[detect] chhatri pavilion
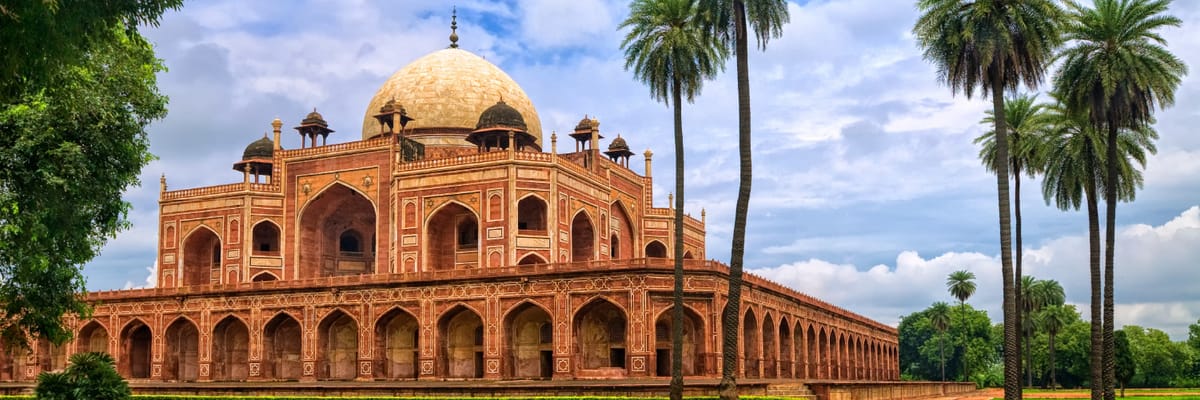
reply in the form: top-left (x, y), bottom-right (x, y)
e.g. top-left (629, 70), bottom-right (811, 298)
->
top-left (0, 21), bottom-right (898, 385)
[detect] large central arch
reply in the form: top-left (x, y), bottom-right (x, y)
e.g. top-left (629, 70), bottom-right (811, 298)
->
top-left (503, 302), bottom-right (553, 378)
top-left (298, 183), bottom-right (377, 278)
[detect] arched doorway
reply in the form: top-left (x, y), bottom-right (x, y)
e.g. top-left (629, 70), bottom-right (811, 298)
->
top-left (653, 306), bottom-right (705, 377)
top-left (817, 327), bottom-right (829, 379)
top-left (426, 203), bottom-right (479, 270)
top-left (318, 310), bottom-right (358, 380)
top-left (504, 302), bottom-right (553, 378)
top-left (645, 241), bottom-right (667, 258)
top-left (120, 320), bottom-right (152, 379)
top-left (374, 308), bottom-right (419, 380)
top-left (181, 227), bottom-right (220, 286)
top-left (779, 317), bottom-right (793, 378)
top-left (570, 211), bottom-right (594, 261)
top-left (438, 305), bottom-right (484, 378)
top-left (212, 316), bottom-right (249, 381)
top-left (575, 299), bottom-right (626, 370)
top-left (742, 309), bottom-right (760, 378)
top-left (298, 183), bottom-right (376, 278)
top-left (78, 321), bottom-right (109, 354)
top-left (164, 318), bottom-right (199, 381)
top-left (763, 313), bottom-right (777, 378)
top-left (263, 313), bottom-right (302, 380)
top-left (37, 339), bottom-right (67, 373)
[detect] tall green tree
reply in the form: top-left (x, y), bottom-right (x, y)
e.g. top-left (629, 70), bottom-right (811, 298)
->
top-left (1037, 304), bottom-right (1078, 390)
top-left (1022, 277), bottom-right (1065, 386)
top-left (698, 1), bottom-right (788, 398)
top-left (947, 269), bottom-right (977, 380)
top-left (913, 2), bottom-right (1064, 399)
top-left (1040, 99), bottom-right (1157, 399)
top-left (620, 0), bottom-right (727, 398)
top-left (977, 94), bottom-right (1052, 378)
top-left (1054, 1), bottom-right (1186, 398)
top-left (0, 0), bottom-right (179, 350)
top-left (930, 302), bottom-right (953, 381)
top-left (1113, 330), bottom-right (1134, 397)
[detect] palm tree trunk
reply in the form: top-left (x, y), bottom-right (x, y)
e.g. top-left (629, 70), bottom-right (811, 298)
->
top-left (1085, 141), bottom-right (1103, 400)
top-left (940, 332), bottom-right (946, 382)
top-left (990, 73), bottom-right (1019, 400)
top-left (718, 3), bottom-right (751, 400)
top-left (960, 301), bottom-right (968, 381)
top-left (1103, 121), bottom-right (1117, 400)
top-left (1049, 332), bottom-right (1057, 390)
top-left (1015, 163), bottom-right (1026, 388)
top-left (670, 78), bottom-right (686, 400)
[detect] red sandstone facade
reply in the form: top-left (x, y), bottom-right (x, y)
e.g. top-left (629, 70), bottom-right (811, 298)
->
top-left (0, 45), bottom-right (898, 384)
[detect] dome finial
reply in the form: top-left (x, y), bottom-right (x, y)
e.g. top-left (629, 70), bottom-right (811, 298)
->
top-left (449, 6), bottom-right (459, 49)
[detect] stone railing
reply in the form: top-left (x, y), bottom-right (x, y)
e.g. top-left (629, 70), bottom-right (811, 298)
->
top-left (277, 137), bottom-right (389, 159)
top-left (161, 183), bottom-right (279, 201)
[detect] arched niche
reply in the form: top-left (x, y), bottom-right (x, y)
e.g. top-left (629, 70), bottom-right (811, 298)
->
top-left (570, 211), bottom-right (594, 262)
top-left (212, 316), bottom-right (249, 381)
top-left (574, 299), bottom-right (626, 370)
top-left (181, 226), bottom-right (221, 286)
top-left (517, 195), bottom-right (548, 233)
top-left (37, 339), bottom-right (67, 373)
top-left (263, 313), bottom-right (302, 380)
top-left (298, 183), bottom-right (376, 278)
top-left (763, 313), bottom-right (777, 378)
top-left (645, 240), bottom-right (667, 258)
top-left (78, 321), bottom-right (109, 354)
top-left (779, 318), bottom-right (793, 378)
top-left (742, 309), bottom-right (760, 378)
top-left (610, 202), bottom-right (635, 259)
top-left (318, 310), bottom-right (359, 380)
top-left (374, 308), bottom-right (419, 380)
top-left (164, 317), bottom-right (200, 381)
top-left (426, 202), bottom-right (479, 271)
top-left (503, 302), bottom-right (553, 378)
top-left (251, 220), bottom-right (281, 256)
top-left (119, 319), bottom-right (152, 379)
top-left (437, 305), bottom-right (484, 378)
top-left (653, 306), bottom-right (705, 377)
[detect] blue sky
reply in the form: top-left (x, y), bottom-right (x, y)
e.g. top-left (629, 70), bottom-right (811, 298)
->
top-left (84, 0), bottom-right (1200, 340)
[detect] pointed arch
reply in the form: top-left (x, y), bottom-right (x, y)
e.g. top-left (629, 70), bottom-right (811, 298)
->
top-left (652, 305), bottom-right (706, 377)
top-left (298, 182), bottom-right (378, 278)
top-left (318, 309), bottom-right (359, 380)
top-left (374, 307), bottom-right (420, 379)
top-left (263, 312), bottom-right (303, 380)
top-left (437, 304), bottom-right (484, 378)
top-left (609, 200), bottom-right (635, 259)
top-left (251, 219), bottom-right (281, 256)
top-left (574, 298), bottom-right (627, 370)
top-left (181, 225), bottom-right (221, 286)
top-left (741, 308), bottom-right (760, 378)
top-left (779, 316), bottom-right (793, 378)
top-left (762, 312), bottom-right (777, 378)
top-left (645, 240), bottom-right (667, 258)
top-left (502, 301), bottom-right (554, 378)
top-left (78, 320), bottom-right (109, 354)
top-left (212, 315), bottom-right (250, 381)
top-left (251, 271), bottom-right (279, 282)
top-left (119, 318), bottom-right (152, 379)
top-left (570, 210), bottom-right (595, 262)
top-left (517, 253), bottom-right (547, 265)
top-left (817, 326), bottom-right (829, 379)
top-left (517, 194), bottom-right (548, 233)
top-left (163, 316), bottom-right (200, 381)
top-left (426, 201), bottom-right (480, 271)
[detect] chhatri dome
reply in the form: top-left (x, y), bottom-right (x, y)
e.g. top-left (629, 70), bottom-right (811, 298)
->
top-left (360, 24), bottom-right (542, 146)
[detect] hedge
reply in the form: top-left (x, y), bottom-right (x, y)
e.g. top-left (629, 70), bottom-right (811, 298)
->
top-left (0, 396), bottom-right (803, 400)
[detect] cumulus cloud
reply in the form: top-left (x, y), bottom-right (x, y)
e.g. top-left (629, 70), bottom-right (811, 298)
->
top-left (122, 263), bottom-right (158, 290)
top-left (753, 206), bottom-right (1200, 340)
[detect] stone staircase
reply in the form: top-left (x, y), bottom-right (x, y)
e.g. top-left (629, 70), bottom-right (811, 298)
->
top-left (766, 382), bottom-right (818, 399)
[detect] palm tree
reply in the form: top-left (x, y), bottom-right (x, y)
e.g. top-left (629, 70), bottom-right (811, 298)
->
top-left (929, 302), bottom-right (952, 382)
top-left (913, 2), bottom-right (1064, 399)
top-left (1039, 99), bottom-right (1157, 400)
top-left (698, 1), bottom-right (788, 399)
top-left (1054, 2), bottom-right (1186, 398)
top-left (1037, 304), bottom-right (1076, 390)
top-left (946, 269), bottom-right (976, 381)
top-left (977, 93), bottom-right (1052, 386)
top-left (1021, 277), bottom-right (1065, 386)
top-left (620, 1), bottom-right (727, 398)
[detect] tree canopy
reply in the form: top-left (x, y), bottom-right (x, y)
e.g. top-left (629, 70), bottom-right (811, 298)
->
top-left (0, 0), bottom-right (180, 349)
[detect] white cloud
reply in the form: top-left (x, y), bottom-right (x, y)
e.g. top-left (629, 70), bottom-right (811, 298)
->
top-left (122, 263), bottom-right (158, 290)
